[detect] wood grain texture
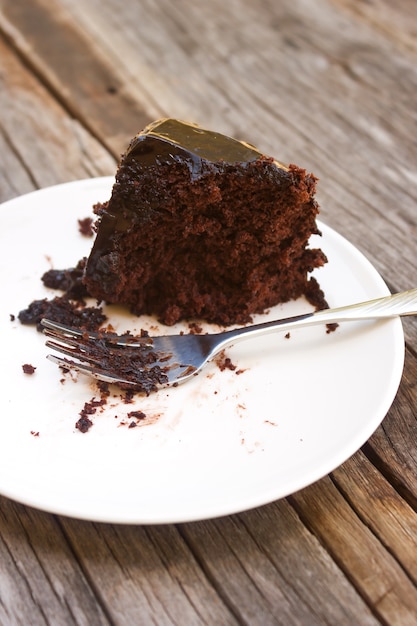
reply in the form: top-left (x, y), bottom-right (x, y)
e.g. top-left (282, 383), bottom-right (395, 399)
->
top-left (330, 0), bottom-right (417, 52)
top-left (0, 498), bottom-right (109, 626)
top-left (59, 520), bottom-right (238, 626)
top-left (290, 473), bottom-right (417, 625)
top-left (365, 347), bottom-right (417, 510)
top-left (0, 36), bottom-right (115, 203)
top-left (1, 0), bottom-right (417, 624)
top-left (0, 0), bottom-right (151, 156)
top-left (181, 503), bottom-right (380, 625)
top-left (332, 451), bottom-right (417, 585)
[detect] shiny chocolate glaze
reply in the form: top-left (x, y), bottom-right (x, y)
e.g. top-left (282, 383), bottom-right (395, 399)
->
top-left (125, 118), bottom-right (287, 179)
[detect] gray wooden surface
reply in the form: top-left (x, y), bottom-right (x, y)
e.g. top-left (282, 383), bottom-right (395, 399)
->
top-left (1, 0), bottom-right (417, 624)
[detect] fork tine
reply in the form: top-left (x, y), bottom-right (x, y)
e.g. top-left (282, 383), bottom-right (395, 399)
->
top-left (46, 353), bottom-right (134, 386)
top-left (41, 318), bottom-right (96, 340)
top-left (45, 338), bottom-right (104, 367)
top-left (43, 320), bottom-right (173, 393)
top-left (41, 318), bottom-right (153, 348)
top-left (47, 348), bottom-right (171, 392)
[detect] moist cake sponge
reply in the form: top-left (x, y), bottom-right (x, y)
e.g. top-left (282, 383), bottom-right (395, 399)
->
top-left (84, 119), bottom-right (327, 325)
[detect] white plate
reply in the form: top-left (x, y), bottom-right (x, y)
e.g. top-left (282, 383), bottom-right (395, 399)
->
top-left (0, 178), bottom-right (404, 524)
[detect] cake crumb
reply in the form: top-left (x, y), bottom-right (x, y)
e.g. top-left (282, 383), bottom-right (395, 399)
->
top-left (78, 217), bottom-right (94, 237)
top-left (215, 351), bottom-right (237, 372)
top-left (76, 415), bottom-right (93, 433)
top-left (326, 323), bottom-right (338, 334)
top-left (188, 322), bottom-right (203, 334)
top-left (18, 295), bottom-right (106, 332)
top-left (22, 363), bottom-right (36, 375)
top-left (76, 384), bottom-right (110, 433)
top-left (127, 410), bottom-right (147, 421)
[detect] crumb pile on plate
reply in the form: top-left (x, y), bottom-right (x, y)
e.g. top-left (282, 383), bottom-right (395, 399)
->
top-left (18, 258), bottom-right (106, 332)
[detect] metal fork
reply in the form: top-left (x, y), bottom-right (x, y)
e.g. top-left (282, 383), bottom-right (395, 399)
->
top-left (41, 288), bottom-right (417, 392)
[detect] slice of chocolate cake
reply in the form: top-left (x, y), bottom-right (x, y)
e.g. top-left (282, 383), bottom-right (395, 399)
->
top-left (84, 119), bottom-right (327, 325)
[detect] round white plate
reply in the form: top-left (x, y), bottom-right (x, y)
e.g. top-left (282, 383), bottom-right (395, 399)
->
top-left (0, 178), bottom-right (404, 524)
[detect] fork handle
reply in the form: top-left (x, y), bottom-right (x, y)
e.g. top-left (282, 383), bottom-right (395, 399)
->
top-left (220, 288), bottom-right (417, 346)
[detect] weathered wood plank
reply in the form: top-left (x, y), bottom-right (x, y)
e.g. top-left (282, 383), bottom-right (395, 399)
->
top-left (290, 467), bottom-right (417, 625)
top-left (331, 0), bottom-right (417, 52)
top-left (0, 0), bottom-right (151, 157)
top-left (332, 450), bottom-right (417, 585)
top-left (0, 498), bottom-right (109, 626)
top-left (0, 128), bottom-right (35, 202)
top-left (364, 347), bottom-right (417, 510)
top-left (0, 37), bottom-right (116, 203)
top-left (59, 503), bottom-right (384, 626)
top-left (59, 519), bottom-right (238, 626)
top-left (181, 501), bottom-right (380, 625)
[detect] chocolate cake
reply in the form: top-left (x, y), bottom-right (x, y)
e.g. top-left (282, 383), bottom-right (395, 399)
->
top-left (84, 119), bottom-right (327, 325)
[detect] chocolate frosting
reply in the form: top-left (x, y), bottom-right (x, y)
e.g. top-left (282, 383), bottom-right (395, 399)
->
top-left (125, 118), bottom-right (287, 179)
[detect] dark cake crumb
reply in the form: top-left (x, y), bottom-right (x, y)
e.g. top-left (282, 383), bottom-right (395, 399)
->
top-left (123, 389), bottom-right (136, 404)
top-left (215, 351), bottom-right (237, 372)
top-left (22, 363), bottom-right (36, 375)
top-left (41, 258), bottom-right (89, 301)
top-left (127, 410), bottom-right (147, 420)
top-left (19, 255), bottom-right (106, 334)
top-left (18, 296), bottom-right (106, 332)
top-left (188, 322), bottom-right (203, 334)
top-left (10, 313), bottom-right (15, 321)
top-left (75, 382), bottom-right (111, 433)
top-left (78, 217), bottom-right (94, 237)
top-left (304, 276), bottom-right (338, 332)
top-left (76, 392), bottom-right (109, 433)
top-left (223, 357), bottom-right (237, 371)
top-left (97, 380), bottom-right (111, 397)
top-left (76, 414), bottom-right (93, 433)
top-left (126, 410), bottom-right (148, 429)
top-left (326, 323), bottom-right (338, 334)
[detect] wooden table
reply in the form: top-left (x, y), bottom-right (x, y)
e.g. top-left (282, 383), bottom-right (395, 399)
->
top-left (1, 1), bottom-right (417, 623)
